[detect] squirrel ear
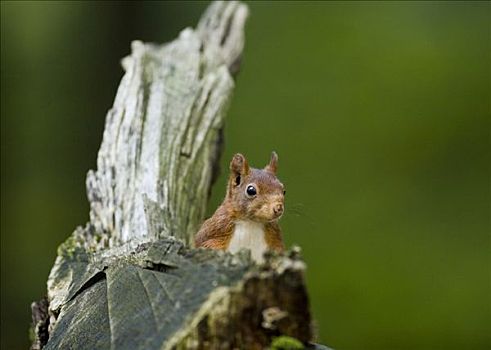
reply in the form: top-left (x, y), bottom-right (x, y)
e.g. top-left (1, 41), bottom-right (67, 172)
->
top-left (230, 153), bottom-right (250, 177)
top-left (264, 151), bottom-right (278, 174)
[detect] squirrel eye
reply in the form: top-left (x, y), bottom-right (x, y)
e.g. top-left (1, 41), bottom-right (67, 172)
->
top-left (246, 185), bottom-right (257, 197)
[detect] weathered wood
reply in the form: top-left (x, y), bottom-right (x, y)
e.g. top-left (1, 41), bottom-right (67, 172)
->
top-left (32, 2), bottom-right (325, 349)
top-left (41, 237), bottom-right (313, 350)
top-left (86, 0), bottom-right (248, 246)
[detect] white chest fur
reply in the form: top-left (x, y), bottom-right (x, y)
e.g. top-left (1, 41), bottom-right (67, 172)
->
top-left (227, 220), bottom-right (268, 263)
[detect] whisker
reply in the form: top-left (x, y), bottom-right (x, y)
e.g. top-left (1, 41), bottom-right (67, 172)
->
top-left (284, 202), bottom-right (318, 229)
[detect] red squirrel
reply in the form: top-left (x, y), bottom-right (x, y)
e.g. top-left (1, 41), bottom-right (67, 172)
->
top-left (194, 152), bottom-right (285, 262)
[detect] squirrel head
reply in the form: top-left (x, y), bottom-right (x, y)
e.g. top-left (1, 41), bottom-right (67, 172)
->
top-left (226, 152), bottom-right (285, 223)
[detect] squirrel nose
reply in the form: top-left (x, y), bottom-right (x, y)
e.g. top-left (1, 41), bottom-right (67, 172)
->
top-left (273, 203), bottom-right (284, 216)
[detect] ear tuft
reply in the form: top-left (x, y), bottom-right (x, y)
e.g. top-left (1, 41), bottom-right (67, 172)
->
top-left (230, 153), bottom-right (250, 176)
top-left (264, 151), bottom-right (279, 174)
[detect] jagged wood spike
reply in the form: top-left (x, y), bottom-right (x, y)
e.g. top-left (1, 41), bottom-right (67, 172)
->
top-left (86, 0), bottom-right (248, 246)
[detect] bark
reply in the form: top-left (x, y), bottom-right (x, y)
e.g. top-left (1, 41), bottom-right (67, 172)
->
top-left (31, 2), bottom-right (325, 349)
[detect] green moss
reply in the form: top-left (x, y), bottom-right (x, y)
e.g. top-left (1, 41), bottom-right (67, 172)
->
top-left (56, 226), bottom-right (108, 257)
top-left (270, 336), bottom-right (305, 350)
top-left (28, 325), bottom-right (35, 343)
top-left (57, 235), bottom-right (82, 257)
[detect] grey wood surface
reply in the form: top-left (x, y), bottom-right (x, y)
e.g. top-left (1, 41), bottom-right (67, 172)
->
top-left (86, 1), bottom-right (248, 246)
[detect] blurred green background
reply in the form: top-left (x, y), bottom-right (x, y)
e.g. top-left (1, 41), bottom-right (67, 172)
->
top-left (1, 1), bottom-right (489, 349)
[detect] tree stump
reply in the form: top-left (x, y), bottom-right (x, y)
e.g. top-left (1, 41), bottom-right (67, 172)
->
top-left (31, 2), bottom-right (323, 349)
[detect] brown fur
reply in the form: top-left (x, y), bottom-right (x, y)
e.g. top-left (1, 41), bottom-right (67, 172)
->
top-left (194, 152), bottom-right (285, 253)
